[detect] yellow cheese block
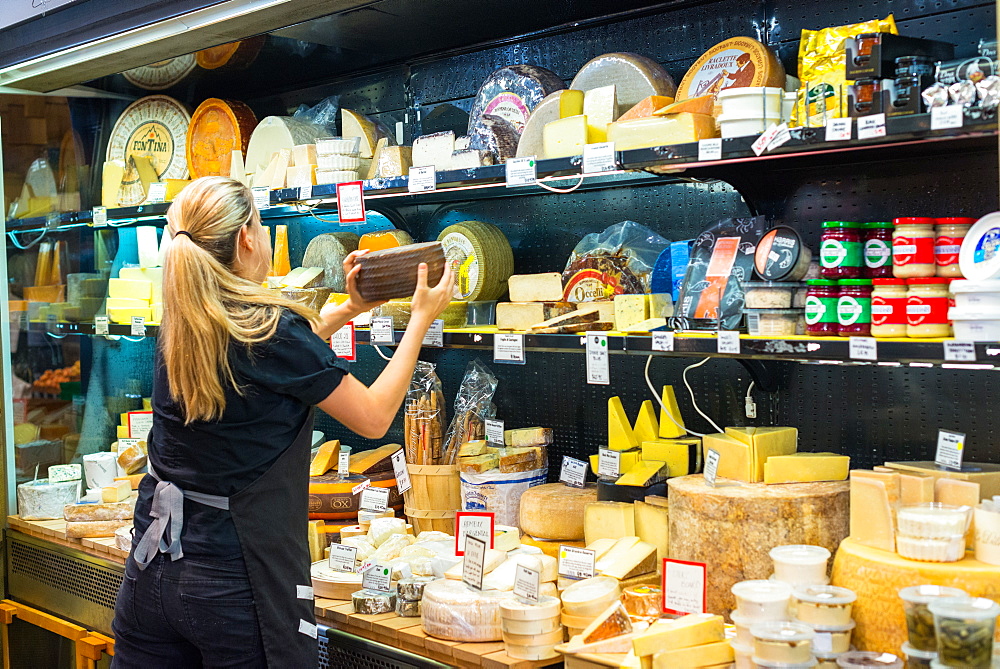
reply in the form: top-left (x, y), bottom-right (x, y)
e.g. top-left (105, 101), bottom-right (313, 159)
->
top-left (582, 84), bottom-right (619, 143)
top-left (653, 95), bottom-right (716, 117)
top-left (108, 307), bottom-right (152, 324)
top-left (632, 400), bottom-right (659, 445)
top-left (850, 474), bottom-right (895, 552)
top-left (287, 165), bottom-right (316, 188)
top-left (658, 386), bottom-right (686, 439)
top-left (584, 502), bottom-right (636, 545)
top-left (132, 155), bottom-right (159, 201)
top-left (702, 433), bottom-right (752, 481)
top-left (117, 425), bottom-right (129, 439)
top-left (620, 95), bottom-right (676, 122)
top-left (273, 225), bottom-right (291, 277)
top-left (641, 439), bottom-right (701, 478)
top-left (102, 160), bottom-right (126, 207)
top-left (558, 89), bottom-right (585, 118)
top-left (108, 278), bottom-right (152, 301)
top-left (614, 293), bottom-right (649, 331)
top-left (543, 115), bottom-right (588, 159)
top-left (633, 499), bottom-right (669, 570)
top-left (292, 144), bottom-right (317, 168)
top-left (764, 453), bottom-right (850, 484)
top-left (106, 298), bottom-right (149, 310)
top-left (119, 267), bottom-right (163, 301)
top-left (102, 480), bottom-right (132, 503)
top-left (899, 472), bottom-right (935, 505)
top-left (725, 427), bottom-right (798, 482)
top-left (883, 461), bottom-right (1000, 499)
top-left (310, 440), bottom-right (340, 477)
top-left (606, 113), bottom-right (718, 151)
top-left (609, 396), bottom-right (639, 451)
top-left (632, 613), bottom-right (725, 657)
top-left (163, 179), bottom-right (190, 201)
top-left (151, 303), bottom-right (163, 324)
top-left (616, 460), bottom-right (666, 487)
top-left (651, 640), bottom-right (733, 668)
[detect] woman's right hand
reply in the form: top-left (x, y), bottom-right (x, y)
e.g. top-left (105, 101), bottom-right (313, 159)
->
top-left (409, 262), bottom-right (455, 328)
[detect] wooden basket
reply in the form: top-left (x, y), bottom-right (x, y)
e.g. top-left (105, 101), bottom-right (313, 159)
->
top-left (403, 463), bottom-right (461, 510)
top-left (404, 507), bottom-right (456, 535)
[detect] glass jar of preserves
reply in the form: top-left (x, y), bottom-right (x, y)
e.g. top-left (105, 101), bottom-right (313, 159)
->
top-left (864, 221), bottom-right (894, 279)
top-left (820, 222), bottom-right (863, 279)
top-left (837, 279), bottom-right (873, 336)
top-left (805, 280), bottom-right (839, 336)
top-left (871, 278), bottom-right (908, 337)
top-left (935, 217), bottom-right (976, 278)
top-left (893, 217), bottom-right (937, 278)
top-left (906, 278), bottom-right (953, 338)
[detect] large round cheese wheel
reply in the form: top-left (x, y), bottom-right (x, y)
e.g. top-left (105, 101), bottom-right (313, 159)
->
top-left (244, 116), bottom-right (327, 177)
top-left (467, 65), bottom-right (565, 149)
top-left (122, 55), bottom-right (196, 90)
top-left (675, 37), bottom-right (785, 101)
top-left (421, 578), bottom-right (516, 642)
top-left (570, 53), bottom-right (677, 112)
top-left (301, 232), bottom-right (361, 293)
top-left (438, 221), bottom-right (513, 301)
top-left (520, 534), bottom-right (586, 558)
top-left (308, 471), bottom-right (402, 520)
top-left (519, 483), bottom-right (597, 540)
top-left (310, 560), bottom-right (364, 600)
top-left (832, 538), bottom-right (1000, 654)
top-left (359, 229), bottom-right (414, 252)
top-left (106, 95), bottom-right (191, 206)
top-left (195, 36), bottom-right (265, 70)
top-left (668, 475), bottom-right (849, 618)
top-left (186, 98), bottom-right (258, 179)
top-left (515, 91), bottom-right (563, 159)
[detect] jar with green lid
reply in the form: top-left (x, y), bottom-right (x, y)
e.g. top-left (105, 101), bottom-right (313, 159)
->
top-left (820, 222), bottom-right (864, 279)
top-left (837, 279), bottom-right (873, 336)
top-left (864, 221), bottom-right (894, 279)
top-left (805, 280), bottom-right (839, 336)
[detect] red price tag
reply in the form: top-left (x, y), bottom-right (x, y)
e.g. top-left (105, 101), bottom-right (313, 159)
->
top-left (662, 558), bottom-right (707, 615)
top-left (455, 512), bottom-right (494, 556)
top-left (336, 181), bottom-right (366, 223)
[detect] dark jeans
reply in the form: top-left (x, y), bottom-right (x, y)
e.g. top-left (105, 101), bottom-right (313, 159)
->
top-left (111, 551), bottom-right (266, 669)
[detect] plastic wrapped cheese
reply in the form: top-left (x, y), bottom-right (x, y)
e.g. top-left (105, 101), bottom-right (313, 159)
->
top-left (117, 440), bottom-right (147, 474)
top-left (341, 536), bottom-right (376, 561)
top-left (17, 479), bottom-right (80, 520)
top-left (421, 578), bottom-right (516, 642)
top-left (373, 532), bottom-right (412, 561)
top-left (368, 516), bottom-right (407, 547)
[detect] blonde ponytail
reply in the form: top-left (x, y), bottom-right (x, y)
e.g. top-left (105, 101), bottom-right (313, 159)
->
top-left (161, 176), bottom-right (315, 423)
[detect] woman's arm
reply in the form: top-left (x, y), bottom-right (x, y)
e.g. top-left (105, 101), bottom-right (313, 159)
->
top-left (312, 250), bottom-right (386, 340)
top-left (317, 262), bottom-right (454, 439)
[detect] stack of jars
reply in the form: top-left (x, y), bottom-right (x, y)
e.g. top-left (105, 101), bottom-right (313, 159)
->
top-left (893, 217), bottom-right (976, 280)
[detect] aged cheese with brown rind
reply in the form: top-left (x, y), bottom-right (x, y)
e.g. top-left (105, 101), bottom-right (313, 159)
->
top-left (467, 64), bottom-right (565, 154)
top-left (519, 483), bottom-right (597, 540)
top-left (186, 98), bottom-right (258, 179)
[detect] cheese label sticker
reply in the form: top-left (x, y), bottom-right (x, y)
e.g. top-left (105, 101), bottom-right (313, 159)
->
top-left (560, 456), bottom-right (589, 488)
top-left (717, 330), bottom-right (740, 354)
top-left (462, 534), bottom-right (487, 591)
top-left (514, 564), bottom-right (541, 604)
top-left (422, 319), bottom-right (444, 347)
top-left (252, 187), bottom-right (270, 210)
top-left (352, 479), bottom-right (372, 496)
top-left (586, 333), bottom-right (610, 385)
top-left (328, 543), bottom-right (358, 573)
top-left (455, 512), bottom-right (494, 556)
top-left (936, 429), bottom-right (966, 470)
top-left (944, 340), bottom-right (977, 362)
top-left (131, 316), bottom-right (146, 337)
top-left (704, 449), bottom-right (721, 488)
top-left (558, 546), bottom-right (596, 579)
top-left (361, 562), bottom-right (392, 593)
top-left (698, 138), bottom-right (723, 161)
top-left (360, 486), bottom-right (389, 513)
top-left (652, 331), bottom-right (675, 352)
top-left (391, 449), bottom-right (412, 494)
top-left (336, 180), bottom-right (366, 223)
top-left (146, 182), bottom-right (167, 204)
top-left (370, 317), bottom-right (395, 344)
top-left (330, 322), bottom-right (356, 362)
top-left (485, 419), bottom-right (505, 445)
top-left (408, 165), bottom-right (436, 193)
top-left (494, 333), bottom-right (526, 364)
top-left (662, 558), bottom-right (707, 615)
top-left (128, 411), bottom-right (153, 442)
top-left (92, 207), bottom-right (108, 228)
top-left (857, 113), bottom-right (887, 140)
top-left (598, 448), bottom-right (621, 479)
top-left (505, 157), bottom-right (537, 187)
top-left (583, 142), bottom-right (617, 174)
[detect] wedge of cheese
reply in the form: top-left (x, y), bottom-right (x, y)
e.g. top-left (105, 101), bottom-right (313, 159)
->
top-left (585, 502), bottom-right (636, 545)
top-left (642, 439), bottom-right (701, 478)
top-left (654, 95), bottom-right (716, 117)
top-left (597, 537), bottom-right (656, 579)
top-left (764, 453), bottom-right (850, 484)
top-left (850, 473), bottom-right (895, 552)
top-left (632, 613), bottom-right (725, 657)
top-left (609, 396), bottom-right (639, 451)
top-left (619, 95), bottom-right (676, 122)
top-left (583, 84), bottom-right (619, 143)
top-left (632, 400), bottom-right (659, 445)
top-left (658, 386), bottom-right (686, 439)
top-left (508, 273), bottom-right (564, 303)
top-left (543, 115), bottom-right (588, 159)
top-left (607, 113), bottom-right (717, 151)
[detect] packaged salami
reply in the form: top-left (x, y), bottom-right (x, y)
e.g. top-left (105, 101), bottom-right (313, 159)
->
top-left (561, 221), bottom-right (669, 302)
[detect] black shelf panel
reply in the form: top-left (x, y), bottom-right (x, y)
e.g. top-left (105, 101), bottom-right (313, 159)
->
top-left (22, 321), bottom-right (159, 338)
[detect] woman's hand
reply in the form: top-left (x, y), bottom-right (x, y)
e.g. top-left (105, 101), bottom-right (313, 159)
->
top-left (341, 250), bottom-right (388, 316)
top-left (409, 262), bottom-right (455, 329)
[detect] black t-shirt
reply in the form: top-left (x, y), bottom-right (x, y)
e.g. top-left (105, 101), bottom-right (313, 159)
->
top-left (133, 311), bottom-right (348, 558)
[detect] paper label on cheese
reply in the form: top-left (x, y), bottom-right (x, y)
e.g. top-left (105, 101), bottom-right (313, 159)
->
top-left (455, 512), bottom-right (494, 556)
top-left (361, 562), bottom-right (392, 593)
top-left (484, 93), bottom-right (531, 131)
top-left (558, 545), bottom-right (596, 579)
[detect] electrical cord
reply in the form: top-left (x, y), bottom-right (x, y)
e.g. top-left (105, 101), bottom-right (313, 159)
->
top-left (536, 174), bottom-right (586, 194)
top-left (644, 355), bottom-right (725, 437)
top-left (372, 344), bottom-right (393, 361)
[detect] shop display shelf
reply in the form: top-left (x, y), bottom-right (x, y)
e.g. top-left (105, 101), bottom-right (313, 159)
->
top-left (21, 320), bottom-right (159, 338)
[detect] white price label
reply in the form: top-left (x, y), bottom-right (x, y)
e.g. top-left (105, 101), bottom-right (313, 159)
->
top-left (857, 113), bottom-right (887, 140)
top-left (494, 333), bottom-right (525, 364)
top-left (849, 336), bottom-right (878, 361)
top-left (370, 317), bottom-right (395, 344)
top-left (361, 562), bottom-right (392, 593)
top-left (662, 559), bottom-right (707, 615)
top-left (704, 449), bottom-right (721, 488)
top-left (944, 340), bottom-right (977, 362)
top-left (505, 156), bottom-right (538, 187)
top-left (118, 438), bottom-right (141, 452)
top-left (698, 138), bottom-right (723, 161)
top-left (338, 449), bottom-right (351, 477)
top-left (652, 331), bottom-right (675, 352)
top-left (330, 322), bottom-right (356, 362)
top-left (352, 479), bottom-right (372, 496)
top-left (146, 182), bottom-right (167, 204)
top-left (558, 546), bottom-right (596, 579)
top-left (94, 316), bottom-right (109, 335)
top-left (92, 206), bottom-right (107, 228)
top-left (131, 316), bottom-right (146, 337)
top-left (408, 166), bottom-right (436, 193)
top-left (767, 123), bottom-right (792, 151)
top-left (360, 486), bottom-right (389, 512)
top-left (252, 187), bottom-right (270, 210)
top-left (931, 105), bottom-right (964, 130)
top-left (514, 565), bottom-right (541, 604)
top-left (560, 456), bottom-right (588, 488)
top-left (298, 184), bottom-right (312, 201)
top-left (935, 429), bottom-right (966, 470)
top-left (336, 181), bottom-right (366, 223)
top-left (485, 419), bottom-right (505, 445)
top-left (128, 411), bottom-right (153, 441)
top-left (717, 330), bottom-right (740, 354)
top-left (825, 117), bottom-right (853, 142)
top-left (462, 535), bottom-right (487, 591)
top-left (751, 124), bottom-right (781, 156)
top-left (328, 543), bottom-right (358, 573)
top-left (582, 142), bottom-right (616, 174)
top-left (455, 512), bottom-right (494, 555)
top-left (598, 448), bottom-right (621, 479)
top-left (586, 333), bottom-right (610, 385)
top-left (391, 449), bottom-right (411, 495)
top-left (422, 319), bottom-right (444, 347)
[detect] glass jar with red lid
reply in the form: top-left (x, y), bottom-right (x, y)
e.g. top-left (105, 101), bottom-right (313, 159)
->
top-left (837, 279), bottom-right (873, 336)
top-left (892, 217), bottom-right (937, 278)
top-left (805, 280), bottom-right (840, 336)
top-left (864, 222), bottom-right (894, 279)
top-left (820, 222), bottom-right (864, 279)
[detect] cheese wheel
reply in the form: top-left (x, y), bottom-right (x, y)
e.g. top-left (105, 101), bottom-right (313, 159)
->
top-left (195, 36), bottom-right (265, 70)
top-left (668, 475), bottom-right (849, 618)
top-left (438, 221), bottom-right (513, 301)
top-left (561, 576), bottom-right (621, 617)
top-left (359, 229), bottom-right (414, 252)
top-left (505, 643), bottom-right (560, 661)
top-left (519, 483), bottom-right (597, 541)
top-left (503, 627), bottom-right (563, 646)
top-left (570, 53), bottom-right (677, 112)
top-left (502, 616), bottom-right (561, 635)
top-left (352, 588), bottom-right (395, 614)
top-left (515, 91), bottom-right (565, 159)
top-left (301, 232), bottom-right (361, 293)
top-left (499, 595), bottom-right (561, 621)
top-left (244, 116), bottom-right (326, 177)
top-left (421, 579), bottom-right (516, 642)
top-left (561, 610), bottom-right (595, 628)
top-left (310, 561), bottom-right (364, 600)
top-left (123, 56), bottom-right (196, 90)
top-left (622, 585), bottom-right (662, 617)
top-left (675, 37), bottom-right (785, 101)
top-left (468, 65), bottom-right (565, 152)
top-left (186, 98), bottom-right (258, 179)
top-left (307, 471), bottom-right (402, 520)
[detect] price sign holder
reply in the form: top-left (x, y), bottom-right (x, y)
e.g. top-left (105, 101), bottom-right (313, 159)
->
top-left (857, 113), bottom-right (887, 140)
top-left (514, 564), bottom-right (541, 604)
top-left (582, 142), bottom-right (617, 174)
top-left (95, 316), bottom-right (109, 335)
top-left (455, 512), bottom-right (494, 556)
top-left (336, 181), bottom-right (366, 223)
top-left (598, 448), bottom-right (620, 479)
top-left (338, 448), bottom-right (352, 478)
top-left (408, 166), bottom-right (437, 192)
top-left (698, 138), bottom-right (722, 161)
top-left (560, 456), bottom-right (588, 487)
top-left (422, 319), bottom-right (444, 347)
top-left (370, 317), bottom-right (395, 344)
top-left (717, 331), bottom-right (740, 354)
top-left (391, 449), bottom-right (412, 494)
top-left (662, 558), bottom-right (707, 615)
top-left (825, 117), bottom-right (853, 142)
top-left (92, 207), bottom-right (108, 228)
top-left (936, 429), bottom-right (966, 470)
top-left (944, 341), bottom-right (976, 362)
top-left (494, 333), bottom-right (526, 364)
top-left (849, 337), bottom-right (878, 361)
top-left (586, 333), bottom-right (610, 385)
top-left (505, 157), bottom-right (538, 187)
top-left (328, 543), bottom-right (358, 573)
top-left (360, 486), bottom-right (390, 512)
top-left (362, 562), bottom-right (393, 593)
top-left (146, 182), bottom-right (167, 203)
top-left (252, 187), bottom-right (270, 210)
top-left (652, 331), bottom-right (675, 352)
top-left (558, 546), bottom-right (596, 580)
top-left (485, 419), bottom-right (505, 446)
top-left (330, 322), bottom-right (356, 361)
top-left (298, 184), bottom-right (312, 201)
top-left (931, 105), bottom-right (964, 130)
top-left (462, 535), bottom-right (487, 591)
top-left (704, 449), bottom-right (721, 488)
top-left (131, 316), bottom-right (146, 337)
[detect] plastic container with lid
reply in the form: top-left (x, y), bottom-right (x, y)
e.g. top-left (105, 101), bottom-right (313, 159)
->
top-left (929, 597), bottom-right (1000, 668)
top-left (936, 217), bottom-right (977, 278)
top-left (896, 535), bottom-right (967, 563)
top-left (865, 222), bottom-right (896, 278)
top-left (751, 621), bottom-right (815, 664)
top-left (837, 651), bottom-right (903, 668)
top-left (718, 86), bottom-right (784, 116)
top-left (959, 213), bottom-right (1000, 282)
top-left (744, 282), bottom-right (802, 308)
top-left (900, 586), bottom-right (970, 653)
top-left (731, 610), bottom-right (757, 647)
top-left (893, 218), bottom-right (938, 279)
top-left (906, 278), bottom-right (953, 338)
top-left (837, 279), bottom-right (873, 336)
top-left (871, 278), bottom-right (909, 337)
top-left (756, 227), bottom-right (813, 282)
top-left (810, 621), bottom-right (856, 655)
top-left (901, 642), bottom-right (937, 669)
top-left (794, 585), bottom-right (856, 627)
top-left (733, 641), bottom-right (755, 669)
top-left (770, 545), bottom-right (831, 587)
top-left (948, 306), bottom-right (1000, 341)
top-left (816, 654), bottom-right (843, 669)
top-left (733, 580), bottom-right (793, 620)
top-left (746, 308), bottom-right (803, 336)
top-left (897, 504), bottom-right (973, 539)
top-left (821, 222), bottom-right (864, 279)
top-left (718, 111), bottom-right (783, 138)
top-left (806, 280), bottom-right (840, 336)
top-left (950, 280), bottom-right (1000, 310)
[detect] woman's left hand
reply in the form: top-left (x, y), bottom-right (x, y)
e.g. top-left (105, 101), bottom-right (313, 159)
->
top-left (339, 250), bottom-right (387, 316)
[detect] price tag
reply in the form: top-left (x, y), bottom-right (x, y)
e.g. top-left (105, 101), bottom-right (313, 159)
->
top-left (944, 340), bottom-right (977, 362)
top-left (825, 117), bottom-right (853, 142)
top-left (328, 543), bottom-right (358, 573)
top-left (462, 535), bottom-right (487, 591)
top-left (935, 429), bottom-right (966, 470)
top-left (146, 182), bottom-right (167, 204)
top-left (391, 449), bottom-right (411, 494)
top-left (583, 142), bottom-right (617, 174)
top-left (455, 512), bottom-right (494, 556)
top-left (560, 456), bottom-right (588, 488)
top-left (857, 113), bottom-right (887, 140)
top-left (586, 333), bottom-right (610, 385)
top-left (704, 449), bottom-right (721, 488)
top-left (336, 181), bottom-right (366, 223)
top-left (514, 564), bottom-right (540, 604)
top-left (361, 562), bottom-right (392, 593)
top-left (485, 419), bottom-right (505, 446)
top-left (118, 438), bottom-right (141, 454)
top-left (131, 316), bottom-right (146, 337)
top-left (505, 157), bottom-right (537, 187)
top-left (360, 486), bottom-right (389, 512)
top-left (652, 331), bottom-right (675, 352)
top-left (558, 545), bottom-right (596, 579)
top-left (408, 166), bottom-right (436, 193)
top-left (717, 331), bottom-right (740, 354)
top-left (92, 207), bottom-right (107, 228)
top-left (330, 322), bottom-right (356, 362)
top-left (94, 316), bottom-right (109, 335)
top-left (370, 317), bottom-right (394, 344)
top-left (751, 124), bottom-right (781, 156)
top-left (358, 558), bottom-right (374, 575)
top-left (598, 448), bottom-right (620, 479)
top-left (931, 105), bottom-right (964, 130)
top-left (662, 559), bottom-right (707, 615)
top-left (698, 138), bottom-right (723, 161)
top-left (352, 479), bottom-right (372, 496)
top-left (494, 333), bottom-right (526, 364)
top-left (252, 187), bottom-right (270, 210)
top-left (298, 184), bottom-right (312, 201)
top-left (422, 319), bottom-right (444, 347)
top-left (849, 336), bottom-right (878, 361)
top-left (338, 449), bottom-right (351, 477)
top-left (128, 411), bottom-right (153, 441)
top-left (767, 123), bottom-right (792, 151)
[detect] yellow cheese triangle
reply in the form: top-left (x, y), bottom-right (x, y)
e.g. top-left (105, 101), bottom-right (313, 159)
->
top-left (608, 396), bottom-right (639, 451)
top-left (559, 90), bottom-right (585, 118)
top-left (633, 400), bottom-right (659, 444)
top-left (658, 386), bottom-right (686, 439)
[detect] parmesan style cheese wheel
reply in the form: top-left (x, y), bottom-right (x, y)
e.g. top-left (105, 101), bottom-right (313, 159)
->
top-left (308, 471), bottom-right (402, 520)
top-left (468, 65), bottom-right (565, 152)
top-left (519, 483), bottom-right (597, 541)
top-left (668, 475), bottom-right (849, 618)
top-left (421, 578), bottom-right (516, 642)
top-left (123, 55), bottom-right (196, 90)
top-left (186, 98), bottom-right (258, 179)
top-left (438, 221), bottom-right (513, 301)
top-left (561, 576), bottom-right (621, 617)
top-left (515, 90), bottom-right (571, 159)
top-left (499, 595), bottom-right (561, 621)
top-left (244, 116), bottom-right (326, 178)
top-left (570, 53), bottom-right (677, 112)
top-left (675, 37), bottom-right (785, 101)
top-left (301, 232), bottom-right (361, 293)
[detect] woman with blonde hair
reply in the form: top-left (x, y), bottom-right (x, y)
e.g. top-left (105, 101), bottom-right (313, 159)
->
top-left (111, 176), bottom-right (454, 668)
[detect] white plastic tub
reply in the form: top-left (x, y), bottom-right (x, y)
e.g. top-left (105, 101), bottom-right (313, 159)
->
top-left (718, 86), bottom-right (784, 117)
top-left (948, 306), bottom-right (1000, 341)
top-left (950, 280), bottom-right (1000, 309)
top-left (719, 112), bottom-right (783, 138)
